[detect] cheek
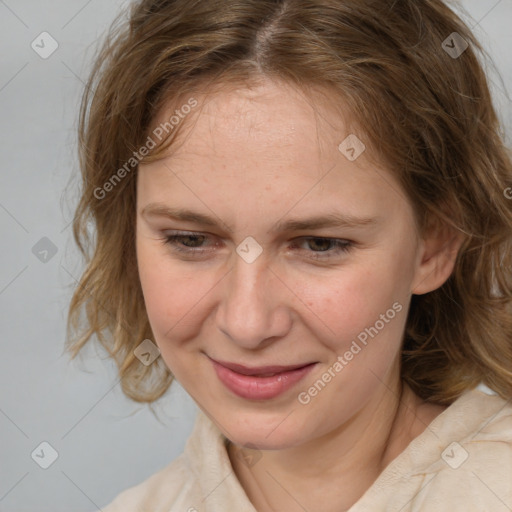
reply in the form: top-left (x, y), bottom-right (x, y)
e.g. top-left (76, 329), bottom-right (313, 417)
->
top-left (297, 263), bottom-right (405, 351)
top-left (136, 241), bottom-right (222, 353)
top-left (293, 265), bottom-right (409, 415)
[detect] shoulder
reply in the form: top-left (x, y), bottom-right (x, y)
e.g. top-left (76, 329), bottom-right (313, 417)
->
top-left (100, 410), bottom-right (213, 512)
top-left (100, 409), bottom-right (255, 512)
top-left (354, 388), bottom-right (512, 512)
top-left (433, 387), bottom-right (512, 467)
top-left (411, 388), bottom-right (512, 511)
top-left (101, 452), bottom-right (197, 512)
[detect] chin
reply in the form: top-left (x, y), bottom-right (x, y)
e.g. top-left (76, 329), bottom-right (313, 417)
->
top-left (207, 403), bottom-right (312, 450)
top-left (227, 427), bottom-right (303, 451)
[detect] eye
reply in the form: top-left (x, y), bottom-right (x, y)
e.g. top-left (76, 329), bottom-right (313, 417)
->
top-left (291, 237), bottom-right (354, 260)
top-left (160, 232), bottom-right (354, 260)
top-left (160, 232), bottom-right (213, 254)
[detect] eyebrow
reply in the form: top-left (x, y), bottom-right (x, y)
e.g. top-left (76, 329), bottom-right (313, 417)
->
top-left (140, 203), bottom-right (379, 234)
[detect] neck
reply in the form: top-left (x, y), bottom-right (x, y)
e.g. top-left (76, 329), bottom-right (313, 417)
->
top-left (228, 380), bottom-right (445, 512)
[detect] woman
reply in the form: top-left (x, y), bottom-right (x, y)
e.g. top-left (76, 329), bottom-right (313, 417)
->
top-left (67, 0), bottom-right (512, 510)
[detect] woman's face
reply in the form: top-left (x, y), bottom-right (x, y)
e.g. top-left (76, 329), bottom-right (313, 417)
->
top-left (136, 78), bottom-right (429, 449)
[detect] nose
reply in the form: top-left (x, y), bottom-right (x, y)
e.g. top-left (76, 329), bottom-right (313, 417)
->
top-left (215, 251), bottom-right (292, 350)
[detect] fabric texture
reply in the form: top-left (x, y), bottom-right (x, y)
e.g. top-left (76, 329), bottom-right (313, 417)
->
top-left (101, 387), bottom-right (512, 511)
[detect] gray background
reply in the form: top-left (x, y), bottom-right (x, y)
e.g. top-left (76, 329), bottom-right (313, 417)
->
top-left (0, 1), bottom-right (510, 511)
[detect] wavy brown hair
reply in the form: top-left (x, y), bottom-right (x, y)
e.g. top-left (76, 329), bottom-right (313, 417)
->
top-left (66, 0), bottom-right (512, 404)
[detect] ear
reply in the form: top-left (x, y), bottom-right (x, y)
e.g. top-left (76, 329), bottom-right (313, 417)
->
top-left (411, 218), bottom-right (464, 295)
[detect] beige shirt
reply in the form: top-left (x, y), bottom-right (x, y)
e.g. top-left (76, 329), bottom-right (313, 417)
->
top-left (101, 388), bottom-right (512, 511)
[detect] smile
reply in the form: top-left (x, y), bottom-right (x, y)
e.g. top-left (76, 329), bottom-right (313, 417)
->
top-left (209, 358), bottom-right (316, 400)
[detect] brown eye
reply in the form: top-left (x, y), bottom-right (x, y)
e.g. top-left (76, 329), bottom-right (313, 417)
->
top-left (161, 232), bottom-right (213, 255)
top-left (293, 237), bottom-right (353, 260)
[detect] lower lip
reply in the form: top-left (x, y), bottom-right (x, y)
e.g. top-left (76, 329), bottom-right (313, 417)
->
top-left (211, 361), bottom-right (316, 400)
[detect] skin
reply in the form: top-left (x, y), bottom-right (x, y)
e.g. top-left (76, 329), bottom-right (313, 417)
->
top-left (135, 77), bottom-right (462, 511)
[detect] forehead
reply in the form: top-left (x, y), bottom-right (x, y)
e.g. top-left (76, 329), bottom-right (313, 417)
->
top-left (150, 78), bottom-right (353, 164)
top-left (138, 78), bottom-right (410, 224)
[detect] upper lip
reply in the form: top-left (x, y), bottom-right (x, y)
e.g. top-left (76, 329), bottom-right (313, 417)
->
top-left (210, 358), bottom-right (314, 376)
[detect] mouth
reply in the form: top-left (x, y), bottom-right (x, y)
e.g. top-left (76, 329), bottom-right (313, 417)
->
top-left (209, 357), bottom-right (316, 400)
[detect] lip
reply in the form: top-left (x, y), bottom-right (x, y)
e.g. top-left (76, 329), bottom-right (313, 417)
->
top-left (210, 358), bottom-right (316, 400)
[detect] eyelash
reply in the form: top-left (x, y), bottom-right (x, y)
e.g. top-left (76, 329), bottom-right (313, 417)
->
top-left (160, 231), bottom-right (354, 260)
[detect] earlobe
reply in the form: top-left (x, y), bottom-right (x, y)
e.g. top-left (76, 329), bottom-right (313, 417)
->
top-left (411, 224), bottom-right (464, 296)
